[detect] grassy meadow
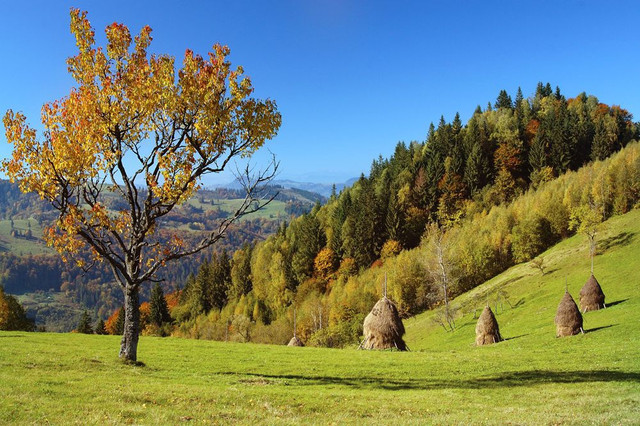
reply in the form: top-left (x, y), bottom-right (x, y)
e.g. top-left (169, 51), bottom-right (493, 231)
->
top-left (1, 210), bottom-right (639, 424)
top-left (0, 217), bottom-right (52, 255)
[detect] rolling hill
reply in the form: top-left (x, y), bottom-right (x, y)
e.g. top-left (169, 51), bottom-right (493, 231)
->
top-left (0, 179), bottom-right (326, 331)
top-left (1, 206), bottom-right (638, 424)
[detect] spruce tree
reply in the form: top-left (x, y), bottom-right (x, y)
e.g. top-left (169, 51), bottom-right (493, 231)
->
top-left (95, 318), bottom-right (107, 335)
top-left (114, 306), bottom-right (125, 335)
top-left (464, 142), bottom-right (486, 194)
top-left (209, 250), bottom-right (232, 310)
top-left (495, 89), bottom-right (513, 110)
top-left (77, 310), bottom-right (93, 334)
top-left (230, 243), bottom-right (253, 299)
top-left (149, 282), bottom-right (171, 327)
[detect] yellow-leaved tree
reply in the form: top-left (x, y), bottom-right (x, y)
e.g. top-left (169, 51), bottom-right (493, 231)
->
top-left (2, 10), bottom-right (281, 361)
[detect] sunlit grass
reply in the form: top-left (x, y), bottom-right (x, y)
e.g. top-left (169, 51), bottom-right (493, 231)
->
top-left (1, 210), bottom-right (639, 424)
top-left (0, 217), bottom-right (52, 255)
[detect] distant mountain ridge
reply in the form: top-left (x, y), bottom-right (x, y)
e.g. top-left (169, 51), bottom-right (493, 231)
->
top-left (215, 177), bottom-right (359, 198)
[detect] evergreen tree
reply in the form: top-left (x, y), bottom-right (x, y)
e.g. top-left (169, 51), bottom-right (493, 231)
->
top-left (385, 189), bottom-right (403, 241)
top-left (554, 85), bottom-right (564, 101)
top-left (209, 250), bottom-right (232, 310)
top-left (149, 282), bottom-right (171, 327)
top-left (515, 87), bottom-right (524, 106)
top-left (95, 318), bottom-right (107, 335)
top-left (329, 191), bottom-right (350, 257)
top-left (189, 259), bottom-right (212, 316)
top-left (591, 117), bottom-right (615, 161)
top-left (114, 307), bottom-right (125, 335)
top-left (345, 176), bottom-right (381, 267)
top-left (230, 243), bottom-right (253, 299)
top-left (529, 135), bottom-right (548, 172)
top-left (77, 310), bottom-right (93, 334)
top-left (291, 211), bottom-right (325, 283)
top-left (495, 89), bottom-right (513, 110)
top-left (464, 141), bottom-right (487, 194)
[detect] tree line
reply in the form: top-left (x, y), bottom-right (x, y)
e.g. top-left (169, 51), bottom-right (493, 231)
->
top-left (163, 84), bottom-right (638, 346)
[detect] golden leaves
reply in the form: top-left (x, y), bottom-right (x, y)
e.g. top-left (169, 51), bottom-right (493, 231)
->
top-left (2, 9), bottom-right (281, 269)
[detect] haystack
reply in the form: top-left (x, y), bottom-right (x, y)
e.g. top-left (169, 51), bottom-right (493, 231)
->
top-left (475, 306), bottom-right (502, 345)
top-left (361, 296), bottom-right (407, 351)
top-left (287, 336), bottom-right (304, 347)
top-left (579, 274), bottom-right (606, 312)
top-left (554, 291), bottom-right (583, 337)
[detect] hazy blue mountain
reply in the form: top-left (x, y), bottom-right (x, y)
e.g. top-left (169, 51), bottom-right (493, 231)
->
top-left (215, 178), bottom-right (358, 198)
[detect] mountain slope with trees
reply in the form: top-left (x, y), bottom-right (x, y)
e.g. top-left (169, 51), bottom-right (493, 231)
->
top-left (166, 84), bottom-right (639, 346)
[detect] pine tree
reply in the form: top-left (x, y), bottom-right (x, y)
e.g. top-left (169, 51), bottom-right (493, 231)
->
top-left (591, 117), bottom-right (614, 160)
top-left (529, 135), bottom-right (548, 171)
top-left (495, 89), bottom-right (513, 110)
top-left (230, 243), bottom-right (253, 299)
top-left (95, 318), bottom-right (107, 335)
top-left (149, 282), bottom-right (171, 327)
top-left (189, 260), bottom-right (211, 316)
top-left (464, 141), bottom-right (487, 194)
top-left (292, 209), bottom-right (326, 283)
top-left (515, 87), bottom-right (524, 106)
top-left (114, 307), bottom-right (125, 335)
top-left (209, 250), bottom-right (232, 310)
top-left (77, 310), bottom-right (93, 334)
top-left (385, 189), bottom-right (402, 241)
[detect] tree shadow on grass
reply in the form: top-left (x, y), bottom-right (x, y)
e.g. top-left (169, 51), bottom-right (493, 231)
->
top-left (542, 268), bottom-right (559, 276)
top-left (220, 369), bottom-right (640, 391)
top-left (599, 231), bottom-right (635, 252)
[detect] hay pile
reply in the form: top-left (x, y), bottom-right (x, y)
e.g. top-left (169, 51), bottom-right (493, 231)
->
top-left (361, 297), bottom-right (407, 351)
top-left (287, 336), bottom-right (304, 347)
top-left (554, 291), bottom-right (583, 337)
top-left (579, 274), bottom-right (606, 312)
top-left (475, 306), bottom-right (502, 345)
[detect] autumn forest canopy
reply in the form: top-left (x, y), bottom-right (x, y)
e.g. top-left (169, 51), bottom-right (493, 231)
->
top-left (161, 83), bottom-right (639, 346)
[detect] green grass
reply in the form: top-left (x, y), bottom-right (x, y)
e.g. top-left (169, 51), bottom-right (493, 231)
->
top-left (0, 217), bottom-right (53, 255)
top-left (1, 210), bottom-right (639, 424)
top-left (185, 197), bottom-right (289, 222)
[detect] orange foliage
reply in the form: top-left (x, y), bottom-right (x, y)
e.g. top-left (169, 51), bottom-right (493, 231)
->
top-left (314, 248), bottom-right (338, 280)
top-left (338, 257), bottom-right (357, 278)
top-left (139, 302), bottom-right (150, 328)
top-left (525, 119), bottom-right (540, 144)
top-left (165, 291), bottom-right (180, 311)
top-left (104, 309), bottom-right (121, 335)
top-left (380, 239), bottom-right (402, 260)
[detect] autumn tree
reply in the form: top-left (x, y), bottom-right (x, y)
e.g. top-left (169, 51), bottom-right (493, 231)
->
top-left (569, 203), bottom-right (602, 274)
top-left (0, 286), bottom-right (35, 332)
top-left (1, 10), bottom-right (281, 361)
top-left (423, 224), bottom-right (458, 332)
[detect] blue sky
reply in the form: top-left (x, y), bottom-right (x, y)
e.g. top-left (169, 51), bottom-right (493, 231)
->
top-left (1, 1), bottom-right (639, 185)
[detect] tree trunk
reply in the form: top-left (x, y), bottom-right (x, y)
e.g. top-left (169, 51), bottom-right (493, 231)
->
top-left (120, 287), bottom-right (140, 362)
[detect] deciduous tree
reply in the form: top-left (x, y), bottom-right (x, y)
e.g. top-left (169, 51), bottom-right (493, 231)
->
top-left (1, 10), bottom-right (280, 361)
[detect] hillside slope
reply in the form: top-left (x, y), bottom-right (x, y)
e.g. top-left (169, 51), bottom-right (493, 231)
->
top-left (405, 207), bottom-right (640, 353)
top-left (1, 209), bottom-right (638, 424)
